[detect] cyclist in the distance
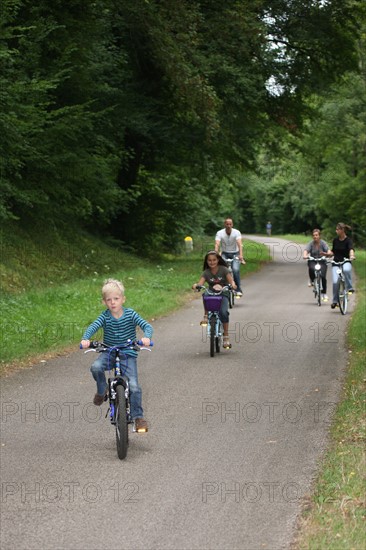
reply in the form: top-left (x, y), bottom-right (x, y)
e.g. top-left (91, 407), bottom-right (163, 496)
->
top-left (330, 223), bottom-right (356, 309)
top-left (303, 228), bottom-right (332, 302)
top-left (215, 218), bottom-right (245, 296)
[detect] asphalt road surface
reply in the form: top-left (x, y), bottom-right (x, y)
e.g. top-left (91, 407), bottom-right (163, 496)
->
top-left (0, 237), bottom-right (354, 550)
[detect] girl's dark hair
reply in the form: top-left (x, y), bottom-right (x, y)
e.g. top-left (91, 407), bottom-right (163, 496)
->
top-left (203, 250), bottom-right (228, 270)
top-left (336, 222), bottom-right (352, 231)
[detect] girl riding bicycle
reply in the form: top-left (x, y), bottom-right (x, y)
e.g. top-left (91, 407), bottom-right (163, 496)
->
top-left (192, 251), bottom-right (236, 349)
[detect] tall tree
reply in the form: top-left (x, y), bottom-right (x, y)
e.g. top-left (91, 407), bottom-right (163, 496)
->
top-left (1, 0), bottom-right (362, 249)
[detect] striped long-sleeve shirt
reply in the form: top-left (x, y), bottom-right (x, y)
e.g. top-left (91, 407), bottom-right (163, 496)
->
top-left (82, 308), bottom-right (153, 357)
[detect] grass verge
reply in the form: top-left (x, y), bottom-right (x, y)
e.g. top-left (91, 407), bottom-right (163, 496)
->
top-left (291, 248), bottom-right (366, 549)
top-left (0, 230), bottom-right (269, 370)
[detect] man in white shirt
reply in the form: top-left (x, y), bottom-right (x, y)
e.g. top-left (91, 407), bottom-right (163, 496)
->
top-left (215, 218), bottom-right (245, 295)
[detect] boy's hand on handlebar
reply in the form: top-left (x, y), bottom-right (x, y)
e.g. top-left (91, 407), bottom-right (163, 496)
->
top-left (140, 337), bottom-right (151, 347)
top-left (80, 339), bottom-right (90, 349)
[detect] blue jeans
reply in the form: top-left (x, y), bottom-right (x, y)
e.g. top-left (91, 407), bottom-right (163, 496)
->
top-left (332, 263), bottom-right (353, 303)
top-left (221, 252), bottom-right (242, 292)
top-left (90, 352), bottom-right (143, 419)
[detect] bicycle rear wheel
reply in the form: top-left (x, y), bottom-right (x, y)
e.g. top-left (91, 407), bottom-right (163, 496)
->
top-left (210, 317), bottom-right (216, 357)
top-left (338, 279), bottom-right (347, 315)
top-left (115, 385), bottom-right (128, 459)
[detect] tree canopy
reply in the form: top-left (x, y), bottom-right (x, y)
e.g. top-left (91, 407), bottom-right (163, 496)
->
top-left (1, 0), bottom-right (364, 248)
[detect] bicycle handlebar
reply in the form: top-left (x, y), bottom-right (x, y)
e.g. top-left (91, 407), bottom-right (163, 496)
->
top-left (331, 258), bottom-right (353, 266)
top-left (195, 284), bottom-right (232, 293)
top-left (224, 257), bottom-right (239, 263)
top-left (80, 339), bottom-right (154, 351)
top-left (224, 256), bottom-right (246, 265)
top-left (307, 256), bottom-right (328, 262)
top-left (195, 284), bottom-right (205, 291)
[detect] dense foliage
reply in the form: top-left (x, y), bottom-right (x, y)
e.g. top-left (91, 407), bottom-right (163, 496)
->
top-left (239, 43), bottom-right (366, 244)
top-left (1, 0), bottom-right (364, 249)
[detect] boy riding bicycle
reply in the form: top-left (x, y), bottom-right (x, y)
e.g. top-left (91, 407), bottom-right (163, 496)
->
top-left (80, 278), bottom-right (153, 432)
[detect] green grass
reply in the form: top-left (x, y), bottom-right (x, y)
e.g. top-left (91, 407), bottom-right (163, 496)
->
top-left (287, 244), bottom-right (365, 549)
top-left (0, 227), bottom-right (269, 368)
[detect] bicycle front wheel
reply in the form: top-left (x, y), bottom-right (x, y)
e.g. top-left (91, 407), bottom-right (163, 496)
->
top-left (315, 277), bottom-right (321, 306)
top-left (215, 320), bottom-right (223, 353)
top-left (115, 385), bottom-right (128, 459)
top-left (338, 279), bottom-right (347, 315)
top-left (229, 290), bottom-right (235, 309)
top-left (210, 317), bottom-right (216, 357)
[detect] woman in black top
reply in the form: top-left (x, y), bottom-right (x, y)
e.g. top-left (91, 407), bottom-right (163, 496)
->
top-left (330, 223), bottom-right (356, 308)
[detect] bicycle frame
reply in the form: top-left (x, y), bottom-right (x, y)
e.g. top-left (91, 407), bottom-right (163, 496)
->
top-left (206, 306), bottom-right (223, 358)
top-left (106, 348), bottom-right (131, 426)
top-left (331, 260), bottom-right (351, 315)
top-left (307, 256), bottom-right (327, 307)
top-left (223, 257), bottom-right (239, 307)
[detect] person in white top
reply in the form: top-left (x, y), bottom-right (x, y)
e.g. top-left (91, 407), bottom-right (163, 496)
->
top-left (215, 218), bottom-right (245, 295)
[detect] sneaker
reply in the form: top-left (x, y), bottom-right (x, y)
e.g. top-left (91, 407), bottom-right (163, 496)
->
top-left (200, 315), bottom-right (208, 326)
top-left (331, 303), bottom-right (338, 309)
top-left (322, 294), bottom-right (329, 302)
top-left (348, 288), bottom-right (355, 294)
top-left (308, 281), bottom-right (313, 287)
top-left (235, 291), bottom-right (243, 298)
top-left (135, 418), bottom-right (148, 433)
top-left (93, 389), bottom-right (108, 406)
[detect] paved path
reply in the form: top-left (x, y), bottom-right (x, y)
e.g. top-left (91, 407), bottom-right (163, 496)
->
top-left (0, 237), bottom-right (353, 549)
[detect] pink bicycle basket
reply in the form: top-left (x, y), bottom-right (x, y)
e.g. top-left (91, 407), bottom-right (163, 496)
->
top-left (203, 294), bottom-right (223, 312)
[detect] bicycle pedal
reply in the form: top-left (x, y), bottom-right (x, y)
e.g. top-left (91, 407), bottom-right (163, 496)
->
top-left (133, 420), bottom-right (148, 433)
top-left (132, 425), bottom-right (148, 433)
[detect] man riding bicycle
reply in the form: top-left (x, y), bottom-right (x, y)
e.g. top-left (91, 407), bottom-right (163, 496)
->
top-left (215, 218), bottom-right (245, 296)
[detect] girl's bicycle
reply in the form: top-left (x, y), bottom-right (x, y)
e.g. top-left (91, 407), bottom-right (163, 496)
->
top-left (196, 285), bottom-right (230, 357)
top-left (83, 339), bottom-right (152, 460)
top-left (307, 256), bottom-right (328, 306)
top-left (331, 259), bottom-right (352, 315)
